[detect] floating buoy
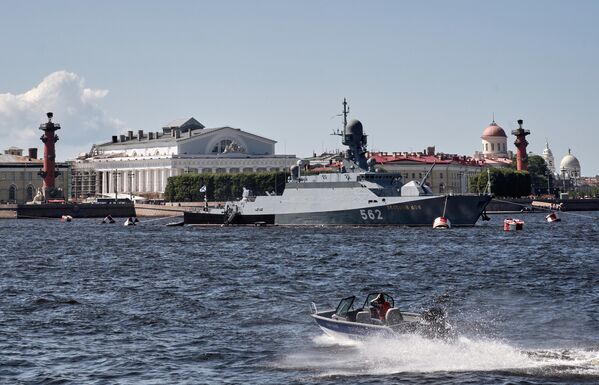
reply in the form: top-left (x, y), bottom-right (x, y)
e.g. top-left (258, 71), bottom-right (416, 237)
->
top-left (60, 215), bottom-right (73, 222)
top-left (546, 212), bottom-right (561, 223)
top-left (124, 217), bottom-right (136, 226)
top-left (102, 215), bottom-right (115, 224)
top-left (433, 217), bottom-right (451, 229)
top-left (504, 218), bottom-right (524, 231)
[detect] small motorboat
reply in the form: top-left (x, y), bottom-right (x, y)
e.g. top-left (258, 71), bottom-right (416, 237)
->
top-left (310, 293), bottom-right (448, 340)
top-left (166, 220), bottom-right (185, 227)
top-left (60, 215), bottom-right (73, 222)
top-left (546, 212), bottom-right (561, 223)
top-left (504, 218), bottom-right (524, 231)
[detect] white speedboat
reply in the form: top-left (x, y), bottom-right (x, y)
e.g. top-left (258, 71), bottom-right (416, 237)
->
top-left (310, 293), bottom-right (448, 339)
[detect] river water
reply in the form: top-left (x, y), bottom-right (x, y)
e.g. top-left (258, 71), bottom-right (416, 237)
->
top-left (1, 213), bottom-right (598, 384)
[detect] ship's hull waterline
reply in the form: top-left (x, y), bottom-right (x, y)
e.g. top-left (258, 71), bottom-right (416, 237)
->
top-left (184, 194), bottom-right (491, 226)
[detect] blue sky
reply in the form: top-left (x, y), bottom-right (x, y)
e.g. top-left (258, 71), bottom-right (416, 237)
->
top-left (0, 1), bottom-right (597, 175)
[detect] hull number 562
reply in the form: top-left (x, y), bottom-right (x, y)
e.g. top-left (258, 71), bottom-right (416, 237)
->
top-left (360, 209), bottom-right (383, 220)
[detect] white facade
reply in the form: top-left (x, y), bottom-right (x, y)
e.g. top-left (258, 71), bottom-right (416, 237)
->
top-left (559, 149), bottom-right (581, 180)
top-left (71, 118), bottom-right (297, 198)
top-left (542, 141), bottom-right (556, 175)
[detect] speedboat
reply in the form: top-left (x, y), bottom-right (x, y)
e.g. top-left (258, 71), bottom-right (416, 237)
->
top-left (310, 293), bottom-right (448, 339)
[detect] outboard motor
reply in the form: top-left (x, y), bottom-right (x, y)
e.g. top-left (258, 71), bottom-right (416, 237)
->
top-left (422, 306), bottom-right (449, 337)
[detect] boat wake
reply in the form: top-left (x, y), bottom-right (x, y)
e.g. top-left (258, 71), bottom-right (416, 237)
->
top-left (276, 333), bottom-right (599, 379)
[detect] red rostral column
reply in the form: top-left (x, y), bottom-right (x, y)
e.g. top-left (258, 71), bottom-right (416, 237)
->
top-left (38, 112), bottom-right (61, 200)
top-left (511, 119), bottom-right (530, 171)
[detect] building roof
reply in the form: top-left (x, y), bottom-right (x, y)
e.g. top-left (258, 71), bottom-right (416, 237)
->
top-left (96, 125), bottom-right (277, 151)
top-left (0, 154), bottom-right (43, 164)
top-left (481, 121), bottom-right (507, 138)
top-left (369, 152), bottom-right (483, 167)
top-left (163, 117), bottom-right (204, 129)
top-left (560, 150), bottom-right (581, 171)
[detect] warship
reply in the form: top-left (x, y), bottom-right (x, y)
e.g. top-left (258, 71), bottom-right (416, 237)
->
top-left (184, 100), bottom-right (491, 226)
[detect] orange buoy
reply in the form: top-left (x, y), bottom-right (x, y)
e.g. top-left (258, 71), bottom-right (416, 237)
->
top-left (504, 218), bottom-right (524, 231)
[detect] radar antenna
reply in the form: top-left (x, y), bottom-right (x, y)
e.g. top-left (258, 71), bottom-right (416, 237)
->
top-left (331, 98), bottom-right (350, 136)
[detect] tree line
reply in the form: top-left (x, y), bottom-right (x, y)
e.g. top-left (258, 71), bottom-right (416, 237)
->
top-left (164, 172), bottom-right (288, 202)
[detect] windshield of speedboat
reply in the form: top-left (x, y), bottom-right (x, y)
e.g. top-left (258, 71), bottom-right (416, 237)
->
top-left (363, 293), bottom-right (394, 308)
top-left (335, 296), bottom-right (355, 317)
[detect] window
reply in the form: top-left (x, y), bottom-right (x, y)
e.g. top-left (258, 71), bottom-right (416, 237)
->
top-left (26, 185), bottom-right (34, 201)
top-left (412, 173), bottom-right (416, 178)
top-left (485, 143), bottom-right (488, 151)
top-left (8, 185), bottom-right (16, 201)
top-left (212, 139), bottom-right (232, 154)
top-left (440, 173), bottom-right (443, 179)
top-left (491, 143), bottom-right (495, 151)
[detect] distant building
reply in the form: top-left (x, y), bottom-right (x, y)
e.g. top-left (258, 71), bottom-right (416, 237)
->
top-left (480, 121), bottom-right (509, 159)
top-left (70, 117), bottom-right (297, 198)
top-left (559, 149), bottom-right (581, 180)
top-left (0, 147), bottom-right (69, 203)
top-left (542, 141), bottom-right (556, 175)
top-left (369, 152), bottom-right (484, 194)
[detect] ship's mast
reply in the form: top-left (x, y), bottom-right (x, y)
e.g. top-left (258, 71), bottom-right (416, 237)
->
top-left (342, 98), bottom-right (349, 130)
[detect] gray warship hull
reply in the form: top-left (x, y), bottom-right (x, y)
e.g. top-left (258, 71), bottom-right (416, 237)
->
top-left (184, 194), bottom-right (491, 226)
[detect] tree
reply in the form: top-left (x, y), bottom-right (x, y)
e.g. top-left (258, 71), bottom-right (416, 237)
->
top-left (527, 154), bottom-right (553, 194)
top-left (469, 168), bottom-right (531, 198)
top-left (164, 171), bottom-right (288, 202)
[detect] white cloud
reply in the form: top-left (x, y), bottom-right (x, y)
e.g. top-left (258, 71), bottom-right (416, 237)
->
top-left (0, 71), bottom-right (125, 160)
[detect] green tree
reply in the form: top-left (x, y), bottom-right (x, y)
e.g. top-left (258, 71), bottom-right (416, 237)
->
top-left (164, 171), bottom-right (288, 202)
top-left (469, 168), bottom-right (531, 197)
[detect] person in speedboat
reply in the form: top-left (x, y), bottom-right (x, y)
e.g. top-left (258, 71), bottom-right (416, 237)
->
top-left (370, 293), bottom-right (391, 322)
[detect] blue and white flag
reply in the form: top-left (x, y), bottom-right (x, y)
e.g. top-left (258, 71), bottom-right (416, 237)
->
top-left (199, 185), bottom-right (207, 193)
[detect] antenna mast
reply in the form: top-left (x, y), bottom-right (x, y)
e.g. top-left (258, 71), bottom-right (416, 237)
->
top-left (342, 98), bottom-right (349, 130)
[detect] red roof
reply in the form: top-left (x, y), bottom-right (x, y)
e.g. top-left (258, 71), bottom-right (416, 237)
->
top-left (369, 152), bottom-right (483, 167)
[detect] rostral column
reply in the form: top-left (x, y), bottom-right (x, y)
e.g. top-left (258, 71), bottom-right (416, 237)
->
top-left (38, 112), bottom-right (62, 201)
top-left (511, 119), bottom-right (530, 171)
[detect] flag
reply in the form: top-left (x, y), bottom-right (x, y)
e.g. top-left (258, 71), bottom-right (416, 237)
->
top-left (199, 185), bottom-right (207, 193)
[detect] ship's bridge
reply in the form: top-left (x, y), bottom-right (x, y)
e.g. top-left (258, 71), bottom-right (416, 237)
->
top-left (287, 171), bottom-right (405, 197)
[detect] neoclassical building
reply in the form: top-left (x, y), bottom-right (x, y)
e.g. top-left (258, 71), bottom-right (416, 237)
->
top-left (0, 147), bottom-right (70, 203)
top-left (70, 118), bottom-right (297, 198)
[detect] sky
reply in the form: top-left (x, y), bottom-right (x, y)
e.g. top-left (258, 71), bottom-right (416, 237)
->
top-left (0, 1), bottom-right (597, 175)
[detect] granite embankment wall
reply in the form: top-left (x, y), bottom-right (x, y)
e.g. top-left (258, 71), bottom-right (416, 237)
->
top-left (133, 202), bottom-right (228, 217)
top-left (488, 198), bottom-right (599, 212)
top-left (134, 203), bottom-right (190, 217)
top-left (16, 203), bottom-right (135, 219)
top-left (0, 204), bottom-right (17, 218)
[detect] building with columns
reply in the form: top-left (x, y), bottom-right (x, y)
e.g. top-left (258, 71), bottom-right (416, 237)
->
top-left (70, 118), bottom-right (297, 199)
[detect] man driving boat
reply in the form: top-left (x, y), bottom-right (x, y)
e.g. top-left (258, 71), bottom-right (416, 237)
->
top-left (370, 293), bottom-right (391, 321)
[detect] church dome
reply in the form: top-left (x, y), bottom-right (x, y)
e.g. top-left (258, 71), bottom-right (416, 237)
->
top-left (560, 150), bottom-right (581, 172)
top-left (481, 122), bottom-right (507, 138)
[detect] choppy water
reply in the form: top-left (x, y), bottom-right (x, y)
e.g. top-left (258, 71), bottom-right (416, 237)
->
top-left (1, 212), bottom-right (598, 384)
